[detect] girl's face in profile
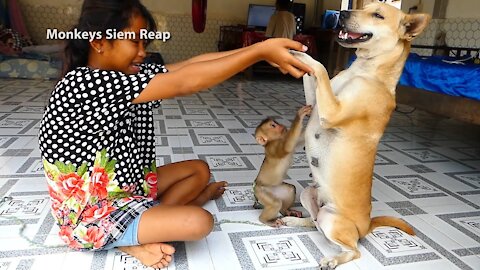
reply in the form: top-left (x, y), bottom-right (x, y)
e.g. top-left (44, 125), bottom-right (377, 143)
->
top-left (103, 14), bottom-right (148, 74)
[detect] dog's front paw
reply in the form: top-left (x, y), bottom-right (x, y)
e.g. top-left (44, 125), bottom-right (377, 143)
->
top-left (289, 51), bottom-right (325, 71)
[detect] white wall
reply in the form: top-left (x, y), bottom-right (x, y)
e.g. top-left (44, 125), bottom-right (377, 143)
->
top-left (445, 0), bottom-right (480, 18)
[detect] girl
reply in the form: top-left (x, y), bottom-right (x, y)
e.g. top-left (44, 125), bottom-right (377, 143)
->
top-left (38, 0), bottom-right (312, 268)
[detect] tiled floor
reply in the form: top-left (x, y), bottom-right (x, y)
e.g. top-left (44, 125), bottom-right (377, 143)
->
top-left (0, 76), bottom-right (479, 270)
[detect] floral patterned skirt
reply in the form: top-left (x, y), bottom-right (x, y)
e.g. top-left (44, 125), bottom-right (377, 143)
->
top-left (55, 197), bottom-right (156, 250)
top-left (42, 150), bottom-right (158, 250)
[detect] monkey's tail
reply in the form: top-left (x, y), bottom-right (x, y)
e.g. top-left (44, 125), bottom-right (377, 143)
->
top-left (368, 216), bottom-right (415, 235)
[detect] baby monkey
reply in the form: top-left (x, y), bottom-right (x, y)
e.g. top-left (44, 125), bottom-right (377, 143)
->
top-left (254, 105), bottom-right (312, 227)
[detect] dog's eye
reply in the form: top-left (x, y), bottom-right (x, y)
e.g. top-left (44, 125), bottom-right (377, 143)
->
top-left (373, 13), bottom-right (385, 19)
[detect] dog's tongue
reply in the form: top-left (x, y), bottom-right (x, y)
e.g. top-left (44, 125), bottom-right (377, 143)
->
top-left (339, 30), bottom-right (363, 39)
top-left (346, 32), bottom-right (363, 39)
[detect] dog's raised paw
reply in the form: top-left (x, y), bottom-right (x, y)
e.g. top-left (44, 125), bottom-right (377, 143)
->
top-left (290, 51), bottom-right (316, 66)
top-left (289, 50), bottom-right (327, 75)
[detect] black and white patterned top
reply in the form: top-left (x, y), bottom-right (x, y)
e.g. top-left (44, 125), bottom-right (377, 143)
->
top-left (38, 63), bottom-right (166, 250)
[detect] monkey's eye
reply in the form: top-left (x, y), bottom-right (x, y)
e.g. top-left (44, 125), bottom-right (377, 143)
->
top-left (271, 123), bottom-right (277, 128)
top-left (373, 12), bottom-right (385, 19)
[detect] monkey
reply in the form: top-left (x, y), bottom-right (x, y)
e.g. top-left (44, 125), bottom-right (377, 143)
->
top-left (253, 105), bottom-right (312, 227)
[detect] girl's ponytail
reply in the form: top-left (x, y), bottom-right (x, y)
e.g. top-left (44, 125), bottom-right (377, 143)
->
top-left (62, 28), bottom-right (90, 77)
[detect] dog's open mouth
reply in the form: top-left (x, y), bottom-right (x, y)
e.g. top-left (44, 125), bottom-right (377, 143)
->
top-left (337, 29), bottom-right (373, 44)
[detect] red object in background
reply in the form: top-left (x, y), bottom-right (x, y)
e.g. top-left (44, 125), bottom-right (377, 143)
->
top-left (294, 34), bottom-right (318, 59)
top-left (241, 31), bottom-right (266, 48)
top-left (192, 0), bottom-right (207, 33)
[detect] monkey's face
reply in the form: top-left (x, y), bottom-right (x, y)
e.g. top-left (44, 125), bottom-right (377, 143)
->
top-left (255, 120), bottom-right (286, 145)
top-left (264, 120), bottom-right (286, 140)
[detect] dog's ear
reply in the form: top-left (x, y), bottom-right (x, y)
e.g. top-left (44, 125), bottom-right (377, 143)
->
top-left (401, 13), bottom-right (431, 41)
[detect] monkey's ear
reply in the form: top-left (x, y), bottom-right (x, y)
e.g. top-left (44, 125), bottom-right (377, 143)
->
top-left (256, 135), bottom-right (267, 146)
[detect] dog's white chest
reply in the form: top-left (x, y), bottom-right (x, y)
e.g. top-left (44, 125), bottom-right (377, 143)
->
top-left (304, 107), bottom-right (337, 181)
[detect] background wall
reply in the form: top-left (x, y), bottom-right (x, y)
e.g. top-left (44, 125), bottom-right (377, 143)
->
top-left (445, 1), bottom-right (480, 18)
top-left (400, 0), bottom-right (435, 15)
top-left (20, 0), bottom-right (318, 62)
top-left (322, 0), bottom-right (342, 11)
top-left (25, 0), bottom-right (318, 27)
top-left (145, 0), bottom-right (317, 28)
top-left (16, 0), bottom-right (480, 62)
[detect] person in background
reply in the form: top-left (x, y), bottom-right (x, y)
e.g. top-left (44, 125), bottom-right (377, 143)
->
top-left (266, 0), bottom-right (296, 39)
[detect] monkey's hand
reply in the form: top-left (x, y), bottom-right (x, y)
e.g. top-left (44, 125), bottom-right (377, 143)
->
top-left (297, 105), bottom-right (313, 120)
top-left (266, 218), bottom-right (285, 228)
top-left (284, 209), bottom-right (303, 218)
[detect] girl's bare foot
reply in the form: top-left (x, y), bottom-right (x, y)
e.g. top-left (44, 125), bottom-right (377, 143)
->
top-left (118, 243), bottom-right (175, 268)
top-left (190, 181), bottom-right (227, 205)
top-left (204, 181), bottom-right (227, 200)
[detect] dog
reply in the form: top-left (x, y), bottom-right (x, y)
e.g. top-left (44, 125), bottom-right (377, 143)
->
top-left (364, 0), bottom-right (402, 9)
top-left (281, 3), bottom-right (430, 269)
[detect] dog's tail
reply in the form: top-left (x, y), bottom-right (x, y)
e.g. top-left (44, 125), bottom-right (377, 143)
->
top-left (368, 216), bottom-right (415, 235)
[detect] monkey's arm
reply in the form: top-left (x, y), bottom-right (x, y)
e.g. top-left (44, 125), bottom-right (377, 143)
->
top-left (297, 130), bottom-right (306, 147)
top-left (283, 114), bottom-right (304, 153)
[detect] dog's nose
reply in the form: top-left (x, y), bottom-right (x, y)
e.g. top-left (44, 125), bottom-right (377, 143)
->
top-left (340, 11), bottom-right (351, 21)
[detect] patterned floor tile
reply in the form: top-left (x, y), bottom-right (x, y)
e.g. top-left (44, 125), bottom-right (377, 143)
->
top-left (1, 76), bottom-right (479, 270)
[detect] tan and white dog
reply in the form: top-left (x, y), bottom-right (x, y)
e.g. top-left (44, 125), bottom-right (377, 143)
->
top-left (364, 0), bottom-right (402, 9)
top-left (282, 3), bottom-right (430, 269)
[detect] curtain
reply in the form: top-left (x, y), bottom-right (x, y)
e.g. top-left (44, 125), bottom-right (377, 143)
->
top-left (0, 0), bottom-right (8, 27)
top-left (7, 0), bottom-right (30, 38)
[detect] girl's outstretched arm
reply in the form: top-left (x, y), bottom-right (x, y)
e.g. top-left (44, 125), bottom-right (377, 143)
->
top-left (133, 38), bottom-right (313, 104)
top-left (165, 47), bottom-right (250, 72)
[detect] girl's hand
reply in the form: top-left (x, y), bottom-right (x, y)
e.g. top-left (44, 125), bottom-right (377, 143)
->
top-left (256, 38), bottom-right (314, 78)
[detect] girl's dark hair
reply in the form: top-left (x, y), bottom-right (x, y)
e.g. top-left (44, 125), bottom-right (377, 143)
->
top-left (62, 0), bottom-right (156, 76)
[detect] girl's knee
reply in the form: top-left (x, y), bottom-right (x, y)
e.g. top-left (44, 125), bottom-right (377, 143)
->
top-left (196, 159), bottom-right (210, 173)
top-left (189, 208), bottom-right (214, 239)
top-left (193, 160), bottom-right (211, 183)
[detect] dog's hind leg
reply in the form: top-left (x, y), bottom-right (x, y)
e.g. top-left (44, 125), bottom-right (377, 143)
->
top-left (281, 216), bottom-right (316, 228)
top-left (300, 186), bottom-right (320, 221)
top-left (281, 185), bottom-right (320, 228)
top-left (318, 215), bottom-right (361, 269)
